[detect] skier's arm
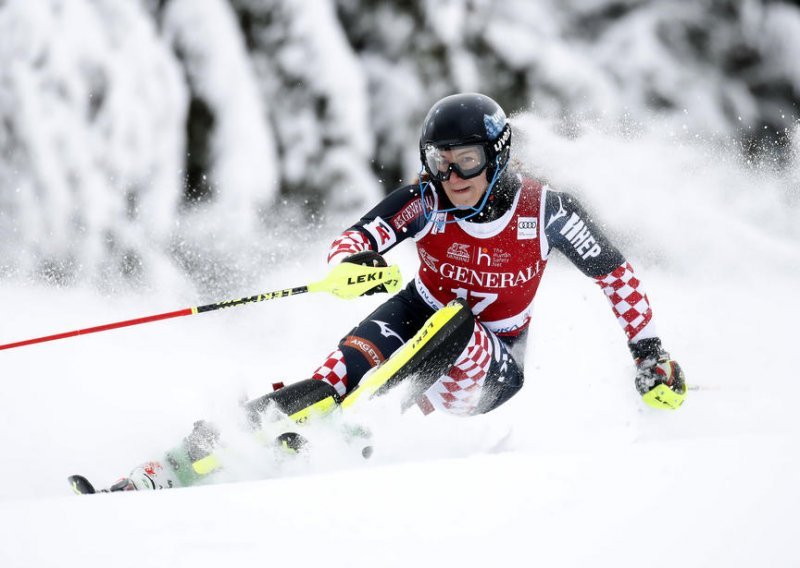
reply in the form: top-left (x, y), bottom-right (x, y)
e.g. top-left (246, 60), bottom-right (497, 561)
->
top-left (543, 190), bottom-right (686, 408)
top-left (543, 190), bottom-right (655, 341)
top-left (327, 185), bottom-right (428, 266)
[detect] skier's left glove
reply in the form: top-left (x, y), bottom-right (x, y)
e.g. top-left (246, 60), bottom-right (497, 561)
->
top-left (629, 337), bottom-right (687, 410)
top-left (343, 250), bottom-right (389, 295)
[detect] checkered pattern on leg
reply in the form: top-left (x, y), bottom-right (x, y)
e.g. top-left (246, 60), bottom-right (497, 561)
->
top-left (424, 322), bottom-right (493, 416)
top-left (327, 230), bottom-right (372, 265)
top-left (594, 262), bottom-right (654, 340)
top-left (312, 348), bottom-right (348, 397)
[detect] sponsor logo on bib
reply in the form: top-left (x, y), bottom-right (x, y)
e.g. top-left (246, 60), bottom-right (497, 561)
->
top-left (517, 217), bottom-right (537, 240)
top-left (446, 243), bottom-right (470, 263)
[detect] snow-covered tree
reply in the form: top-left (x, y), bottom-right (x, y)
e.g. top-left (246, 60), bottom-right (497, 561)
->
top-left (0, 0), bottom-right (186, 286)
top-left (1, 0), bottom-right (798, 286)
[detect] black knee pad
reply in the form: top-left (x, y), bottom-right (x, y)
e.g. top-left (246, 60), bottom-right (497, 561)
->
top-left (245, 379), bottom-right (341, 426)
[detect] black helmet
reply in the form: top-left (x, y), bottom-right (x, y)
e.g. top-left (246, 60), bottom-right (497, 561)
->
top-left (419, 93), bottom-right (511, 183)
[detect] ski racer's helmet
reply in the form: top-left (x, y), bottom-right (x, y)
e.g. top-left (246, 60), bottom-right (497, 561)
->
top-left (419, 93), bottom-right (511, 184)
top-left (418, 93), bottom-right (512, 221)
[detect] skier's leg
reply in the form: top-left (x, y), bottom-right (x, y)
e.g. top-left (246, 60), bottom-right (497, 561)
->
top-left (309, 283), bottom-right (436, 398)
top-left (415, 322), bottom-right (526, 416)
top-left (251, 291), bottom-right (478, 417)
top-left (99, 419), bottom-right (221, 492)
top-left (240, 284), bottom-right (432, 427)
top-left (474, 331), bottom-right (527, 414)
top-left (342, 298), bottom-right (479, 409)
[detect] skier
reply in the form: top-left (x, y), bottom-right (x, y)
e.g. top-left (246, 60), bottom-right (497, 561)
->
top-left (74, 93), bottom-right (686, 494)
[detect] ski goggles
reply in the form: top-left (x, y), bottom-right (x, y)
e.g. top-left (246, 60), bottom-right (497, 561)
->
top-left (423, 143), bottom-right (488, 181)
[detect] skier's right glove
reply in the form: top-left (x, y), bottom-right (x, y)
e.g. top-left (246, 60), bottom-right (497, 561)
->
top-left (629, 337), bottom-right (687, 410)
top-left (343, 250), bottom-right (389, 295)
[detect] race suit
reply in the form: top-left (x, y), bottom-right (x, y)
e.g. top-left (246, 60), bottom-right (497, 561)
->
top-left (311, 172), bottom-right (658, 415)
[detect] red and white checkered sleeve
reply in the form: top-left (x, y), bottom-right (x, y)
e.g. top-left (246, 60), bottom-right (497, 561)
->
top-left (327, 229), bottom-right (372, 266)
top-left (594, 262), bottom-right (658, 342)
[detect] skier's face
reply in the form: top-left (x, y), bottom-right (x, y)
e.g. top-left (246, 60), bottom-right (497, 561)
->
top-left (441, 166), bottom-right (489, 209)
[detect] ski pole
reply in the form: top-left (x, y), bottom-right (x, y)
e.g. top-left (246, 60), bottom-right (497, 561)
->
top-left (0, 263), bottom-right (402, 352)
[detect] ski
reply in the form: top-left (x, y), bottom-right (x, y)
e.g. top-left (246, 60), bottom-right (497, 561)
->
top-left (66, 427), bottom-right (372, 495)
top-left (68, 474), bottom-right (98, 495)
top-left (68, 474), bottom-right (138, 494)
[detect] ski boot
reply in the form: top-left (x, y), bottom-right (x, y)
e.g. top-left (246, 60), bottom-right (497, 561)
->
top-left (67, 462), bottom-right (177, 495)
top-left (68, 420), bottom-right (218, 494)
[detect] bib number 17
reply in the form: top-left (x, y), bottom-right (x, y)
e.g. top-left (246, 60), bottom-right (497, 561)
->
top-left (451, 288), bottom-right (498, 315)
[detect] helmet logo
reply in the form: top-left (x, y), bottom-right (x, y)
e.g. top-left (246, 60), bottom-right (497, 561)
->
top-left (483, 108), bottom-right (506, 139)
top-left (493, 126), bottom-right (511, 153)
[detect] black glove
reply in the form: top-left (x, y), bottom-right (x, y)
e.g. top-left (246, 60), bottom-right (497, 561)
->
top-left (343, 250), bottom-right (388, 295)
top-left (629, 337), bottom-right (687, 409)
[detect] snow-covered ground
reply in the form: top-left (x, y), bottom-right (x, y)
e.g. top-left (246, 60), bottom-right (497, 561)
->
top-left (1, 118), bottom-right (799, 567)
